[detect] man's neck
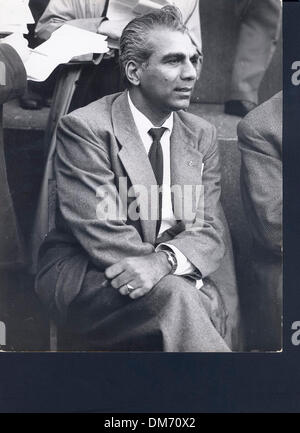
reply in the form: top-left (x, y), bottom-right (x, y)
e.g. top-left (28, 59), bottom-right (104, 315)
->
top-left (128, 88), bottom-right (172, 127)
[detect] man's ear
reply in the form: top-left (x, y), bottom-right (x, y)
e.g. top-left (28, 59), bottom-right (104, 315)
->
top-left (125, 60), bottom-right (142, 87)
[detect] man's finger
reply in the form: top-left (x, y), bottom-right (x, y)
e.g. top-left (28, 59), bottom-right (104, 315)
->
top-left (105, 261), bottom-right (126, 279)
top-left (111, 270), bottom-right (133, 289)
top-left (119, 284), bottom-right (134, 296)
top-left (129, 287), bottom-right (151, 300)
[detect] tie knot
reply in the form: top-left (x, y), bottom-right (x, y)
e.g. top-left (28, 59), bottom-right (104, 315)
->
top-left (148, 127), bottom-right (167, 142)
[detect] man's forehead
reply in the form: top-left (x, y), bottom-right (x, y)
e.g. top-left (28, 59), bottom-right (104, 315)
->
top-left (146, 28), bottom-right (197, 57)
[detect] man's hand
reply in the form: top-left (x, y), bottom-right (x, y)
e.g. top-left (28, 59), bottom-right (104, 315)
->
top-left (97, 19), bottom-right (130, 41)
top-left (105, 252), bottom-right (171, 299)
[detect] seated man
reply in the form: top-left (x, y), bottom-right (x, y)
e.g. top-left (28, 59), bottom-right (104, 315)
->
top-left (36, 6), bottom-right (239, 352)
top-left (238, 91), bottom-right (282, 350)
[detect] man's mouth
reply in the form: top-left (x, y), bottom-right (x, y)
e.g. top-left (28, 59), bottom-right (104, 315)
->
top-left (175, 87), bottom-right (193, 92)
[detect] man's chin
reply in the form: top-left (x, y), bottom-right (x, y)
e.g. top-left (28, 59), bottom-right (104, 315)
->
top-left (169, 100), bottom-right (191, 111)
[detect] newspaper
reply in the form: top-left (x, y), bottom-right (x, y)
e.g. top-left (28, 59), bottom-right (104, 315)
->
top-left (0, 0), bottom-right (34, 34)
top-left (24, 24), bottom-right (109, 81)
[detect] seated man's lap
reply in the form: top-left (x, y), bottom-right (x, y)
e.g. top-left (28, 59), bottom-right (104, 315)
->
top-left (36, 229), bottom-right (232, 351)
top-left (60, 265), bottom-right (229, 351)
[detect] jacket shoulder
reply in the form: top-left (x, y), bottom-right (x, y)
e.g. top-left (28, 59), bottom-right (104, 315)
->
top-left (177, 109), bottom-right (216, 135)
top-left (176, 110), bottom-right (217, 156)
top-left (60, 92), bottom-right (122, 134)
top-left (238, 91), bottom-right (282, 146)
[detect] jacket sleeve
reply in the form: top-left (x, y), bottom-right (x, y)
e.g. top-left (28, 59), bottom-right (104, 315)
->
top-left (176, 0), bottom-right (202, 55)
top-left (55, 113), bottom-right (155, 271)
top-left (0, 44), bottom-right (27, 105)
top-left (238, 118), bottom-right (282, 255)
top-left (162, 124), bottom-right (225, 278)
top-left (35, 0), bottom-right (107, 41)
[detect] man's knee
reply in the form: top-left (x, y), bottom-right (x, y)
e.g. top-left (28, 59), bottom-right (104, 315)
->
top-left (148, 275), bottom-right (199, 312)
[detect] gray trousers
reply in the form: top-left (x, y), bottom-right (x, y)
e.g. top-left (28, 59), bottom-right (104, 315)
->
top-left (230, 0), bottom-right (281, 104)
top-left (60, 269), bottom-right (231, 352)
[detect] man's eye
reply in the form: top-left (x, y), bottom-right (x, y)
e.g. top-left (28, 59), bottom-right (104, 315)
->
top-left (167, 58), bottom-right (179, 64)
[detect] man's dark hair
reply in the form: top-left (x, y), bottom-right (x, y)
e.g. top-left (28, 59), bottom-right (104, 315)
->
top-left (119, 5), bottom-right (188, 87)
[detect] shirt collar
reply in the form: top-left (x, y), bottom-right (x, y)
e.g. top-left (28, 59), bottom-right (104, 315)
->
top-left (127, 91), bottom-right (174, 138)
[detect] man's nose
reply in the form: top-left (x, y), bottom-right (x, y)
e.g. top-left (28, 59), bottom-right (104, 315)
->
top-left (181, 60), bottom-right (198, 81)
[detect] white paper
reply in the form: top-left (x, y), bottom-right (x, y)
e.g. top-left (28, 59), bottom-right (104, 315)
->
top-left (0, 0), bottom-right (34, 34)
top-left (37, 24), bottom-right (108, 58)
top-left (107, 0), bottom-right (139, 21)
top-left (24, 24), bottom-right (109, 82)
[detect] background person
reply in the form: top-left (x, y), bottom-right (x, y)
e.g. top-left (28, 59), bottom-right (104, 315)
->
top-left (0, 34), bottom-right (29, 269)
top-left (238, 91), bottom-right (282, 350)
top-left (225, 0), bottom-right (281, 117)
top-left (0, 34), bottom-right (30, 346)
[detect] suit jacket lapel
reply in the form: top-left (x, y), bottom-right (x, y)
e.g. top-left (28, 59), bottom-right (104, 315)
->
top-left (111, 91), bottom-right (157, 244)
top-left (170, 114), bottom-right (204, 223)
top-left (111, 94), bottom-right (205, 240)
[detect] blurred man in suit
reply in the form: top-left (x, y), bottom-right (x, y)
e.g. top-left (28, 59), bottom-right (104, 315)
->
top-left (0, 34), bottom-right (29, 346)
top-left (238, 91), bottom-right (282, 350)
top-left (225, 0), bottom-right (281, 117)
top-left (0, 34), bottom-right (29, 269)
top-left (36, 6), bottom-right (240, 352)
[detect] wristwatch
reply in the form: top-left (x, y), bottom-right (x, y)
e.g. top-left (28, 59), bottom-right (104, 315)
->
top-left (160, 250), bottom-right (177, 274)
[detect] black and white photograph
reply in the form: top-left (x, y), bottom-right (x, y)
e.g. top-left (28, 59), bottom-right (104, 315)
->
top-left (0, 0), bottom-right (283, 357)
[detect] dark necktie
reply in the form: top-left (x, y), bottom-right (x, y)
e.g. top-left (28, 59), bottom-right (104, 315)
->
top-left (148, 127), bottom-right (167, 236)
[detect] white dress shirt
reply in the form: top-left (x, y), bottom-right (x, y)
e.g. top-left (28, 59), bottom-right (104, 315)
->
top-left (127, 92), bottom-right (202, 285)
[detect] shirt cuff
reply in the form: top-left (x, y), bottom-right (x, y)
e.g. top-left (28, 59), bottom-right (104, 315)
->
top-left (156, 243), bottom-right (200, 276)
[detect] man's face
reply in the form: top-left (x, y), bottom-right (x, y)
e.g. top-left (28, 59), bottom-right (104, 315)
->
top-left (137, 28), bottom-right (201, 114)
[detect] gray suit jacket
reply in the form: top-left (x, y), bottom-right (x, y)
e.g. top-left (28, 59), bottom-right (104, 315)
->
top-left (36, 91), bottom-right (240, 349)
top-left (238, 91), bottom-right (282, 255)
top-left (238, 91), bottom-right (282, 350)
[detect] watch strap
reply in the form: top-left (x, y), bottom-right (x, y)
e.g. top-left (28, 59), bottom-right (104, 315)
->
top-left (160, 250), bottom-right (177, 274)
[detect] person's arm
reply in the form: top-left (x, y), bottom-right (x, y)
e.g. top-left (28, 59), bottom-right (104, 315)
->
top-left (176, 0), bottom-right (202, 56)
top-left (97, 18), bottom-right (131, 43)
top-left (35, 0), bottom-right (107, 41)
top-left (238, 118), bottom-right (282, 255)
top-left (0, 43), bottom-right (27, 104)
top-left (156, 242), bottom-right (200, 277)
top-left (97, 1), bottom-right (203, 53)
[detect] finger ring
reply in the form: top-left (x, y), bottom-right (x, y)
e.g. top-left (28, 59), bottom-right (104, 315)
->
top-left (126, 283), bottom-right (135, 294)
